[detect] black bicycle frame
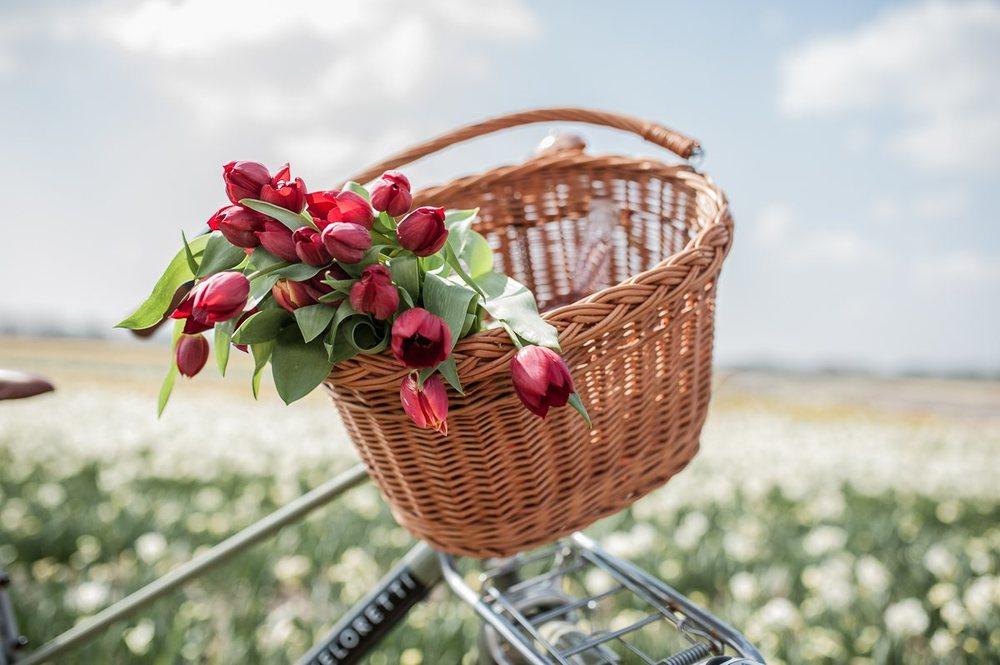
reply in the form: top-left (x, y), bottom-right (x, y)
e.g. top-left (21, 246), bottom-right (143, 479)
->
top-left (296, 542), bottom-right (442, 665)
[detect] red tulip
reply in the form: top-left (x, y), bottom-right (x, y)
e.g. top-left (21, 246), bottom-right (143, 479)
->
top-left (223, 161), bottom-right (270, 204)
top-left (272, 279), bottom-right (315, 312)
top-left (349, 264), bottom-right (398, 320)
top-left (391, 307), bottom-right (451, 369)
top-left (171, 272), bottom-right (249, 325)
top-left (321, 222), bottom-right (371, 264)
top-left (397, 207), bottom-right (447, 256)
top-left (208, 205), bottom-right (265, 248)
top-left (399, 374), bottom-right (449, 435)
top-left (271, 265), bottom-right (349, 312)
top-left (510, 346), bottom-right (574, 418)
top-left (176, 333), bottom-right (210, 377)
top-left (255, 219), bottom-right (299, 262)
top-left (306, 190), bottom-right (374, 229)
top-left (370, 170), bottom-right (412, 217)
top-left (261, 163), bottom-right (306, 212)
top-left (292, 227), bottom-right (331, 266)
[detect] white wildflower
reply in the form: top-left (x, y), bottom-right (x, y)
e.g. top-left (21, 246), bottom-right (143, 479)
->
top-left (123, 619), bottom-right (155, 655)
top-left (803, 525), bottom-right (848, 557)
top-left (855, 555), bottom-right (890, 595)
top-left (963, 575), bottom-right (999, 623)
top-left (67, 581), bottom-right (110, 613)
top-left (134, 532), bottom-right (168, 564)
top-left (884, 598), bottom-right (929, 637)
top-left (923, 544), bottom-right (959, 579)
top-left (729, 571), bottom-right (757, 603)
top-left (930, 630), bottom-right (956, 657)
top-left (674, 511), bottom-right (709, 551)
top-left (604, 523), bottom-right (656, 559)
top-left (756, 597), bottom-right (800, 631)
top-left (273, 555), bottom-right (311, 584)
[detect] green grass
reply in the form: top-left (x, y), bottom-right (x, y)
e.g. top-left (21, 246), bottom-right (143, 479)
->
top-left (1, 337), bottom-right (998, 663)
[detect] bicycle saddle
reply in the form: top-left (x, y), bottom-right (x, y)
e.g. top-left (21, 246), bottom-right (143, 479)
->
top-left (0, 369), bottom-right (54, 401)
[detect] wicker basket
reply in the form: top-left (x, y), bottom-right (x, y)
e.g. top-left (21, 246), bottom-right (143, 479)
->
top-left (325, 108), bottom-right (733, 557)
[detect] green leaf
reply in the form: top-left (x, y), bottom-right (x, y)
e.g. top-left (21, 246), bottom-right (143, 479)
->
top-left (250, 247), bottom-right (285, 272)
top-left (250, 341), bottom-right (273, 399)
top-left (388, 254), bottom-right (420, 303)
top-left (157, 320), bottom-right (184, 416)
top-left (247, 273), bottom-right (281, 309)
top-left (214, 318), bottom-right (237, 376)
top-left (232, 309), bottom-right (289, 345)
top-left (373, 211), bottom-right (395, 234)
top-left (318, 278), bottom-right (355, 301)
top-left (240, 198), bottom-right (314, 231)
top-left (445, 208), bottom-right (479, 231)
top-left (567, 392), bottom-right (592, 428)
top-left (464, 231), bottom-right (493, 277)
top-left (293, 303), bottom-right (337, 342)
top-left (442, 244), bottom-right (485, 296)
top-left (116, 234), bottom-right (209, 329)
top-left (197, 232), bottom-right (247, 278)
top-left (271, 326), bottom-right (334, 404)
top-left (398, 287), bottom-right (414, 308)
top-left (423, 272), bottom-right (476, 349)
top-left (343, 181), bottom-right (370, 201)
top-left (460, 311), bottom-right (478, 337)
top-left (343, 318), bottom-right (388, 354)
top-left (328, 300), bottom-right (357, 344)
top-left (478, 271), bottom-right (560, 350)
top-left (181, 230), bottom-right (200, 274)
top-left (438, 358), bottom-right (464, 394)
top-left (274, 262), bottom-right (325, 281)
top-left (325, 327), bottom-right (360, 364)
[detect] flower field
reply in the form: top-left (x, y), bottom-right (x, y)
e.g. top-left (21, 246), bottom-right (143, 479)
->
top-left (1, 336), bottom-right (998, 663)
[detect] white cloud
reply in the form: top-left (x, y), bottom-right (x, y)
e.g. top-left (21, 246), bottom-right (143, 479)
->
top-left (778, 1), bottom-right (1000, 170)
top-left (913, 250), bottom-right (1000, 289)
top-left (753, 203), bottom-right (886, 267)
top-left (53, 0), bottom-right (539, 172)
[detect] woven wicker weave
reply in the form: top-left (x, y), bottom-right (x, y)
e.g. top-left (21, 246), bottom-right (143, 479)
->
top-left (324, 108), bottom-right (732, 557)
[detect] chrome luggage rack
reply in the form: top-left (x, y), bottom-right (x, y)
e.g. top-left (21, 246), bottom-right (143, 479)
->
top-left (441, 533), bottom-right (766, 665)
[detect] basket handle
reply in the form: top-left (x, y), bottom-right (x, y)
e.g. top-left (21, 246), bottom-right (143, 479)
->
top-left (343, 107), bottom-right (702, 184)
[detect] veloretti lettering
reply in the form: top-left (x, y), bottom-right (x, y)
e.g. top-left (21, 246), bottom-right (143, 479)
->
top-left (307, 570), bottom-right (421, 665)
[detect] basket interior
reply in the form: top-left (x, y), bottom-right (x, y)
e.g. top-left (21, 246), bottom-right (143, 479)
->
top-left (430, 165), bottom-right (707, 311)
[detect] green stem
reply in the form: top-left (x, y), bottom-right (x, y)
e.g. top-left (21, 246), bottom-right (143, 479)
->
top-left (500, 321), bottom-right (525, 350)
top-left (247, 262), bottom-right (291, 281)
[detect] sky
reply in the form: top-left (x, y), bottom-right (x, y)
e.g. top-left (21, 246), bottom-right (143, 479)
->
top-left (1, 0), bottom-right (997, 373)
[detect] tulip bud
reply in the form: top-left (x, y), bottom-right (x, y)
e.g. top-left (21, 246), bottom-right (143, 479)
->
top-left (208, 205), bottom-right (265, 248)
top-left (306, 190), bottom-right (374, 229)
top-left (370, 170), bottom-right (412, 217)
top-left (255, 219), bottom-right (299, 262)
top-left (391, 307), bottom-right (451, 369)
top-left (171, 272), bottom-right (249, 325)
top-left (292, 227), bottom-right (332, 266)
top-left (350, 264), bottom-right (398, 320)
top-left (510, 346), bottom-right (574, 418)
top-left (223, 161), bottom-right (271, 204)
top-left (321, 222), bottom-right (371, 264)
top-left (397, 207), bottom-right (447, 257)
top-left (271, 279), bottom-right (316, 312)
top-left (176, 333), bottom-right (210, 377)
top-left (399, 374), bottom-right (449, 435)
top-left (261, 163), bottom-right (307, 212)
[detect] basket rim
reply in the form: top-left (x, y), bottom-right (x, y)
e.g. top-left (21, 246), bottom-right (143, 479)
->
top-left (329, 153), bottom-right (732, 390)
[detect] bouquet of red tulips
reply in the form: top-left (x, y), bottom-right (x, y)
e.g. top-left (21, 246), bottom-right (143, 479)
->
top-left (119, 161), bottom-right (588, 434)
